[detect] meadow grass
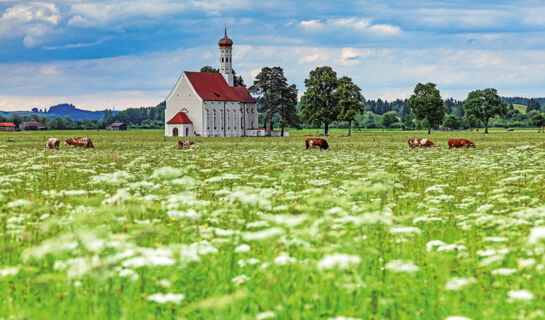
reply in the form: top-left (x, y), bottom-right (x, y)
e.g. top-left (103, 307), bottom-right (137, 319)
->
top-left (1, 128), bottom-right (545, 319)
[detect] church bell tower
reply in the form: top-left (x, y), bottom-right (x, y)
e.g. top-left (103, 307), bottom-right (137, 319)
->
top-left (218, 27), bottom-right (234, 86)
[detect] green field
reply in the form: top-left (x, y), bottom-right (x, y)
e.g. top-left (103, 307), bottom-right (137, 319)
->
top-left (2, 129), bottom-right (545, 319)
top-left (513, 104), bottom-right (527, 114)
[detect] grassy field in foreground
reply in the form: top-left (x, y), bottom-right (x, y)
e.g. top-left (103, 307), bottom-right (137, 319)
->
top-left (2, 129), bottom-right (545, 319)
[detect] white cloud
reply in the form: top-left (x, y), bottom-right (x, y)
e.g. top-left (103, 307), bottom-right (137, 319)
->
top-left (299, 17), bottom-right (401, 36)
top-left (368, 24), bottom-right (401, 35)
top-left (2, 2), bottom-right (60, 25)
top-left (299, 19), bottom-right (321, 29)
top-left (0, 2), bottom-right (61, 47)
top-left (330, 17), bottom-right (370, 30)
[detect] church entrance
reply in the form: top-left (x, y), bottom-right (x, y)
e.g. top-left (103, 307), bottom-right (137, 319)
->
top-left (173, 128), bottom-right (178, 136)
top-left (185, 128), bottom-right (189, 136)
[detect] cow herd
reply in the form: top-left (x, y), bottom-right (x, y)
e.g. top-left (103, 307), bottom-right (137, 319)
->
top-left (45, 137), bottom-right (95, 150)
top-left (304, 137), bottom-right (476, 151)
top-left (408, 138), bottom-right (476, 149)
top-left (44, 136), bottom-right (476, 151)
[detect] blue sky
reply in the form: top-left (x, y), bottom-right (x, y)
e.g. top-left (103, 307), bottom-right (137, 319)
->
top-left (1, 0), bottom-right (545, 111)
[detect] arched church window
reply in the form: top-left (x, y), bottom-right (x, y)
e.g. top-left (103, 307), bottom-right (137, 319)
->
top-left (214, 111), bottom-right (217, 130)
top-left (222, 58), bottom-right (224, 63)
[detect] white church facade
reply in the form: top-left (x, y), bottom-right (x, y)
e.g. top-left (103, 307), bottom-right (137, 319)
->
top-left (165, 30), bottom-right (263, 137)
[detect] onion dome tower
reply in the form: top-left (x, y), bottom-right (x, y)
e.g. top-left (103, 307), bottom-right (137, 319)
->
top-left (218, 27), bottom-right (234, 86)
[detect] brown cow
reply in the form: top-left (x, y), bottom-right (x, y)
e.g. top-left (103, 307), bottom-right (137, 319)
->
top-left (46, 138), bottom-right (59, 150)
top-left (306, 138), bottom-right (329, 150)
top-left (64, 137), bottom-right (94, 148)
top-left (408, 138), bottom-right (435, 148)
top-left (178, 140), bottom-right (195, 149)
top-left (448, 138), bottom-right (475, 149)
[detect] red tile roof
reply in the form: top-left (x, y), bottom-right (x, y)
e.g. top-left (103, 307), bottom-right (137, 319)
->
top-left (0, 122), bottom-right (16, 127)
top-left (167, 112), bottom-right (193, 124)
top-left (231, 87), bottom-right (255, 103)
top-left (109, 122), bottom-right (125, 127)
top-left (185, 72), bottom-right (239, 101)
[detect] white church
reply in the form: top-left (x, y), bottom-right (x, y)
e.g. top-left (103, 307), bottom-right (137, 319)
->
top-left (164, 29), bottom-right (264, 137)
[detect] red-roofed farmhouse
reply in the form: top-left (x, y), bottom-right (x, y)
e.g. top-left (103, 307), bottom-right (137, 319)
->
top-left (0, 122), bottom-right (16, 131)
top-left (164, 29), bottom-right (262, 137)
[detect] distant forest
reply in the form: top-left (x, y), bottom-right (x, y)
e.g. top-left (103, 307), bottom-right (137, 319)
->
top-left (1, 97), bottom-right (544, 131)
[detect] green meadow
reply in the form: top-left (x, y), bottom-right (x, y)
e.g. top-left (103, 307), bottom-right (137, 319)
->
top-left (1, 128), bottom-right (545, 319)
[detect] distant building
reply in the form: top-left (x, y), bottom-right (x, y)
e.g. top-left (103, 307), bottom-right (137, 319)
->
top-left (164, 29), bottom-right (260, 137)
top-left (0, 122), bottom-right (16, 131)
top-left (106, 122), bottom-right (127, 131)
top-left (19, 121), bottom-right (46, 131)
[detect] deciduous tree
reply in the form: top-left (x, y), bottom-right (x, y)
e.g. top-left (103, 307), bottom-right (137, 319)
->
top-left (381, 111), bottom-right (398, 130)
top-left (464, 88), bottom-right (508, 134)
top-left (407, 83), bottom-right (447, 134)
top-left (249, 67), bottom-right (291, 136)
top-left (531, 113), bottom-right (545, 130)
top-left (337, 77), bottom-right (365, 136)
top-left (300, 66), bottom-right (340, 135)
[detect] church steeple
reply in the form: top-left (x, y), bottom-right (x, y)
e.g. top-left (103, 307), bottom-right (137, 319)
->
top-left (218, 27), bottom-right (234, 86)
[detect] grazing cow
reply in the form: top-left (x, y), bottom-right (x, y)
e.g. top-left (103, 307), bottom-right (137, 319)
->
top-left (178, 140), bottom-right (195, 149)
top-left (46, 138), bottom-right (59, 150)
top-left (306, 138), bottom-right (329, 150)
top-left (408, 138), bottom-right (436, 148)
top-left (64, 137), bottom-right (94, 148)
top-left (448, 138), bottom-right (475, 149)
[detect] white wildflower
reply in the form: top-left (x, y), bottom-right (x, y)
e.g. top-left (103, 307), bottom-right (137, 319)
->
top-left (232, 274), bottom-right (250, 286)
top-left (263, 214), bottom-right (309, 228)
top-left (476, 204), bottom-right (494, 213)
top-left (158, 279), bottom-right (171, 288)
top-left (385, 260), bottom-right (419, 273)
top-left (242, 228), bottom-right (284, 241)
top-left (491, 268), bottom-right (517, 276)
top-left (317, 254), bottom-right (361, 270)
top-left (445, 277), bottom-right (476, 291)
top-left (483, 237), bottom-right (508, 243)
top-left (528, 226), bottom-right (545, 245)
top-left (518, 258), bottom-right (536, 269)
top-left (148, 293), bottom-right (185, 304)
top-left (426, 240), bottom-right (446, 252)
top-left (167, 209), bottom-right (200, 220)
top-left (190, 240), bottom-right (218, 255)
top-left (151, 166), bottom-right (182, 180)
top-left (7, 199), bottom-right (32, 208)
top-left (256, 311), bottom-right (276, 320)
top-left (235, 244), bottom-right (251, 253)
top-left (119, 268), bottom-right (139, 281)
top-left (0, 267), bottom-right (19, 277)
top-left (274, 253), bottom-right (296, 265)
top-left (238, 258), bottom-right (260, 267)
top-left (390, 226), bottom-right (421, 235)
top-left (508, 290), bottom-right (534, 301)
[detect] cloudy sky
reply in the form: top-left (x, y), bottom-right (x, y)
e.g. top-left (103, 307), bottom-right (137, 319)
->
top-left (1, 0), bottom-right (544, 111)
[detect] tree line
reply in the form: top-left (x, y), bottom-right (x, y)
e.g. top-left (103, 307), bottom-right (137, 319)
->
top-left (3, 64), bottom-right (544, 133)
top-left (249, 65), bottom-right (545, 135)
top-left (0, 102), bottom-right (166, 130)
